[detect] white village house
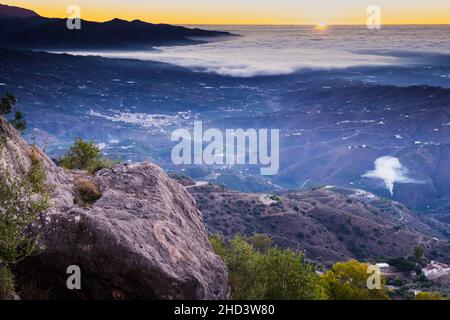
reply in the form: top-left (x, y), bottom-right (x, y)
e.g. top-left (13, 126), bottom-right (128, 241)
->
top-left (421, 261), bottom-right (450, 280)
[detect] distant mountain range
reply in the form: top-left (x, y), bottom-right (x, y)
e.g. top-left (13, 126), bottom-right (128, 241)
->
top-left (0, 3), bottom-right (231, 50)
top-left (0, 3), bottom-right (39, 18)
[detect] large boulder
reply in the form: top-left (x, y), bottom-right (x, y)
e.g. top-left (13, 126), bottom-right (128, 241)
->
top-left (0, 116), bottom-right (73, 209)
top-left (0, 116), bottom-right (229, 299)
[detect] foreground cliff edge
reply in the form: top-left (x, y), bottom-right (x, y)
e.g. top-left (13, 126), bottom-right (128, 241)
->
top-left (0, 116), bottom-right (229, 300)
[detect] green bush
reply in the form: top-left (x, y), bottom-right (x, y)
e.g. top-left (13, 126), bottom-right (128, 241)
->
top-left (390, 286), bottom-right (415, 300)
top-left (387, 257), bottom-right (417, 272)
top-left (210, 235), bottom-right (326, 300)
top-left (246, 234), bottom-right (273, 252)
top-left (0, 93), bottom-right (16, 115)
top-left (257, 248), bottom-right (327, 300)
top-left (86, 157), bottom-right (118, 174)
top-left (60, 138), bottom-right (118, 174)
top-left (0, 94), bottom-right (27, 132)
top-left (0, 159), bottom-right (49, 298)
top-left (0, 266), bottom-right (15, 299)
top-left (321, 260), bottom-right (390, 300)
top-left (60, 138), bottom-right (100, 170)
top-left (10, 111), bottom-right (27, 133)
top-left (269, 195), bottom-right (281, 202)
top-left (416, 292), bottom-right (447, 300)
top-left (27, 147), bottom-right (47, 193)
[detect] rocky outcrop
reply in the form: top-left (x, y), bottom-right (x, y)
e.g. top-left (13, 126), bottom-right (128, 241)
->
top-left (0, 116), bottom-right (228, 299)
top-left (0, 116), bottom-right (73, 209)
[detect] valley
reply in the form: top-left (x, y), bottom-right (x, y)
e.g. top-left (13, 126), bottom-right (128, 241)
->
top-left (178, 176), bottom-right (450, 266)
top-left (0, 49), bottom-right (449, 219)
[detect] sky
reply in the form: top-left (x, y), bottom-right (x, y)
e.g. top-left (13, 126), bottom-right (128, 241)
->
top-left (3, 0), bottom-right (450, 25)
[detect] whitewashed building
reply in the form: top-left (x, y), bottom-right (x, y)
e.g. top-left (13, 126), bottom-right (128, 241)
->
top-left (422, 261), bottom-right (450, 280)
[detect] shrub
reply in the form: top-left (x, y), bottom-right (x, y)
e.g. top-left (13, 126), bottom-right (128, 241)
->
top-left (387, 257), bottom-right (417, 272)
top-left (0, 94), bottom-right (27, 132)
top-left (0, 163), bottom-right (49, 297)
top-left (269, 195), bottom-right (281, 202)
top-left (60, 139), bottom-right (100, 170)
top-left (0, 266), bottom-right (15, 298)
top-left (391, 286), bottom-right (415, 300)
top-left (321, 260), bottom-right (390, 300)
top-left (74, 178), bottom-right (102, 205)
top-left (60, 138), bottom-right (118, 174)
top-left (10, 111), bottom-right (27, 133)
top-left (412, 245), bottom-right (425, 263)
top-left (416, 292), bottom-right (447, 300)
top-left (246, 234), bottom-right (273, 252)
top-left (209, 235), bottom-right (326, 300)
top-left (0, 93), bottom-right (16, 115)
top-left (86, 157), bottom-right (119, 174)
top-left (27, 147), bottom-right (47, 193)
top-left (260, 248), bottom-right (326, 300)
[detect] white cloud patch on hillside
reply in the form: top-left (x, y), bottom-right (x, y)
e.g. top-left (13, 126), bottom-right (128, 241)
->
top-left (362, 156), bottom-right (420, 195)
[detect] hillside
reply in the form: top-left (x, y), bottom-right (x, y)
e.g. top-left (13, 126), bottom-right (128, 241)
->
top-left (179, 178), bottom-right (450, 266)
top-left (0, 48), bottom-right (448, 217)
top-left (0, 5), bottom-right (231, 49)
top-left (0, 4), bottom-right (39, 18)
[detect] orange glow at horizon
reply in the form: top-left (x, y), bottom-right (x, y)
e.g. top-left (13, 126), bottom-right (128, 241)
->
top-left (2, 1), bottom-right (450, 25)
top-left (315, 22), bottom-right (328, 30)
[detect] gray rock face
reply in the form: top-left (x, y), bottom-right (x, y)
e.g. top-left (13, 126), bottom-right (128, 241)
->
top-left (0, 116), bottom-right (74, 210)
top-left (0, 116), bottom-right (229, 299)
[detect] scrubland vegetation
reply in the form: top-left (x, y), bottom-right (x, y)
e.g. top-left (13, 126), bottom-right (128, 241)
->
top-left (0, 144), bottom-right (49, 298)
top-left (0, 93), bottom-right (447, 300)
top-left (210, 234), bottom-right (396, 300)
top-left (60, 138), bottom-right (118, 174)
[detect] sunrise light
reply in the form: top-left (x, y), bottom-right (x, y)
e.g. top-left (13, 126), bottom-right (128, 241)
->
top-left (315, 22), bottom-right (328, 30)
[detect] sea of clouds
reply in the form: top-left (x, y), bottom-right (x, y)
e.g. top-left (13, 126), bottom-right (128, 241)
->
top-left (58, 25), bottom-right (450, 78)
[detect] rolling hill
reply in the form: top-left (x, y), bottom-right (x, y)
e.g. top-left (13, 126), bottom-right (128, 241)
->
top-left (176, 177), bottom-right (450, 266)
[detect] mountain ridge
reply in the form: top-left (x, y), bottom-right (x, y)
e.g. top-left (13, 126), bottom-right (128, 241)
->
top-left (0, 4), bottom-right (232, 50)
top-left (0, 3), bottom-right (39, 18)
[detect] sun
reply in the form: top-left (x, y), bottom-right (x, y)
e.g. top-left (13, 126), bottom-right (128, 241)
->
top-left (315, 22), bottom-right (328, 30)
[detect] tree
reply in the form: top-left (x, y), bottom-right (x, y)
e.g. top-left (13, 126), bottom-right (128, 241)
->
top-left (0, 94), bottom-right (27, 132)
top-left (209, 235), bottom-right (326, 300)
top-left (246, 234), bottom-right (273, 252)
top-left (10, 110), bottom-right (27, 133)
top-left (387, 257), bottom-right (417, 272)
top-left (412, 245), bottom-right (425, 264)
top-left (60, 138), bottom-right (101, 171)
top-left (210, 235), bottom-right (263, 299)
top-left (413, 246), bottom-right (425, 259)
top-left (416, 292), bottom-right (447, 300)
top-left (256, 248), bottom-right (327, 300)
top-left (0, 93), bottom-right (16, 115)
top-left (321, 260), bottom-right (390, 300)
top-left (59, 138), bottom-right (118, 174)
